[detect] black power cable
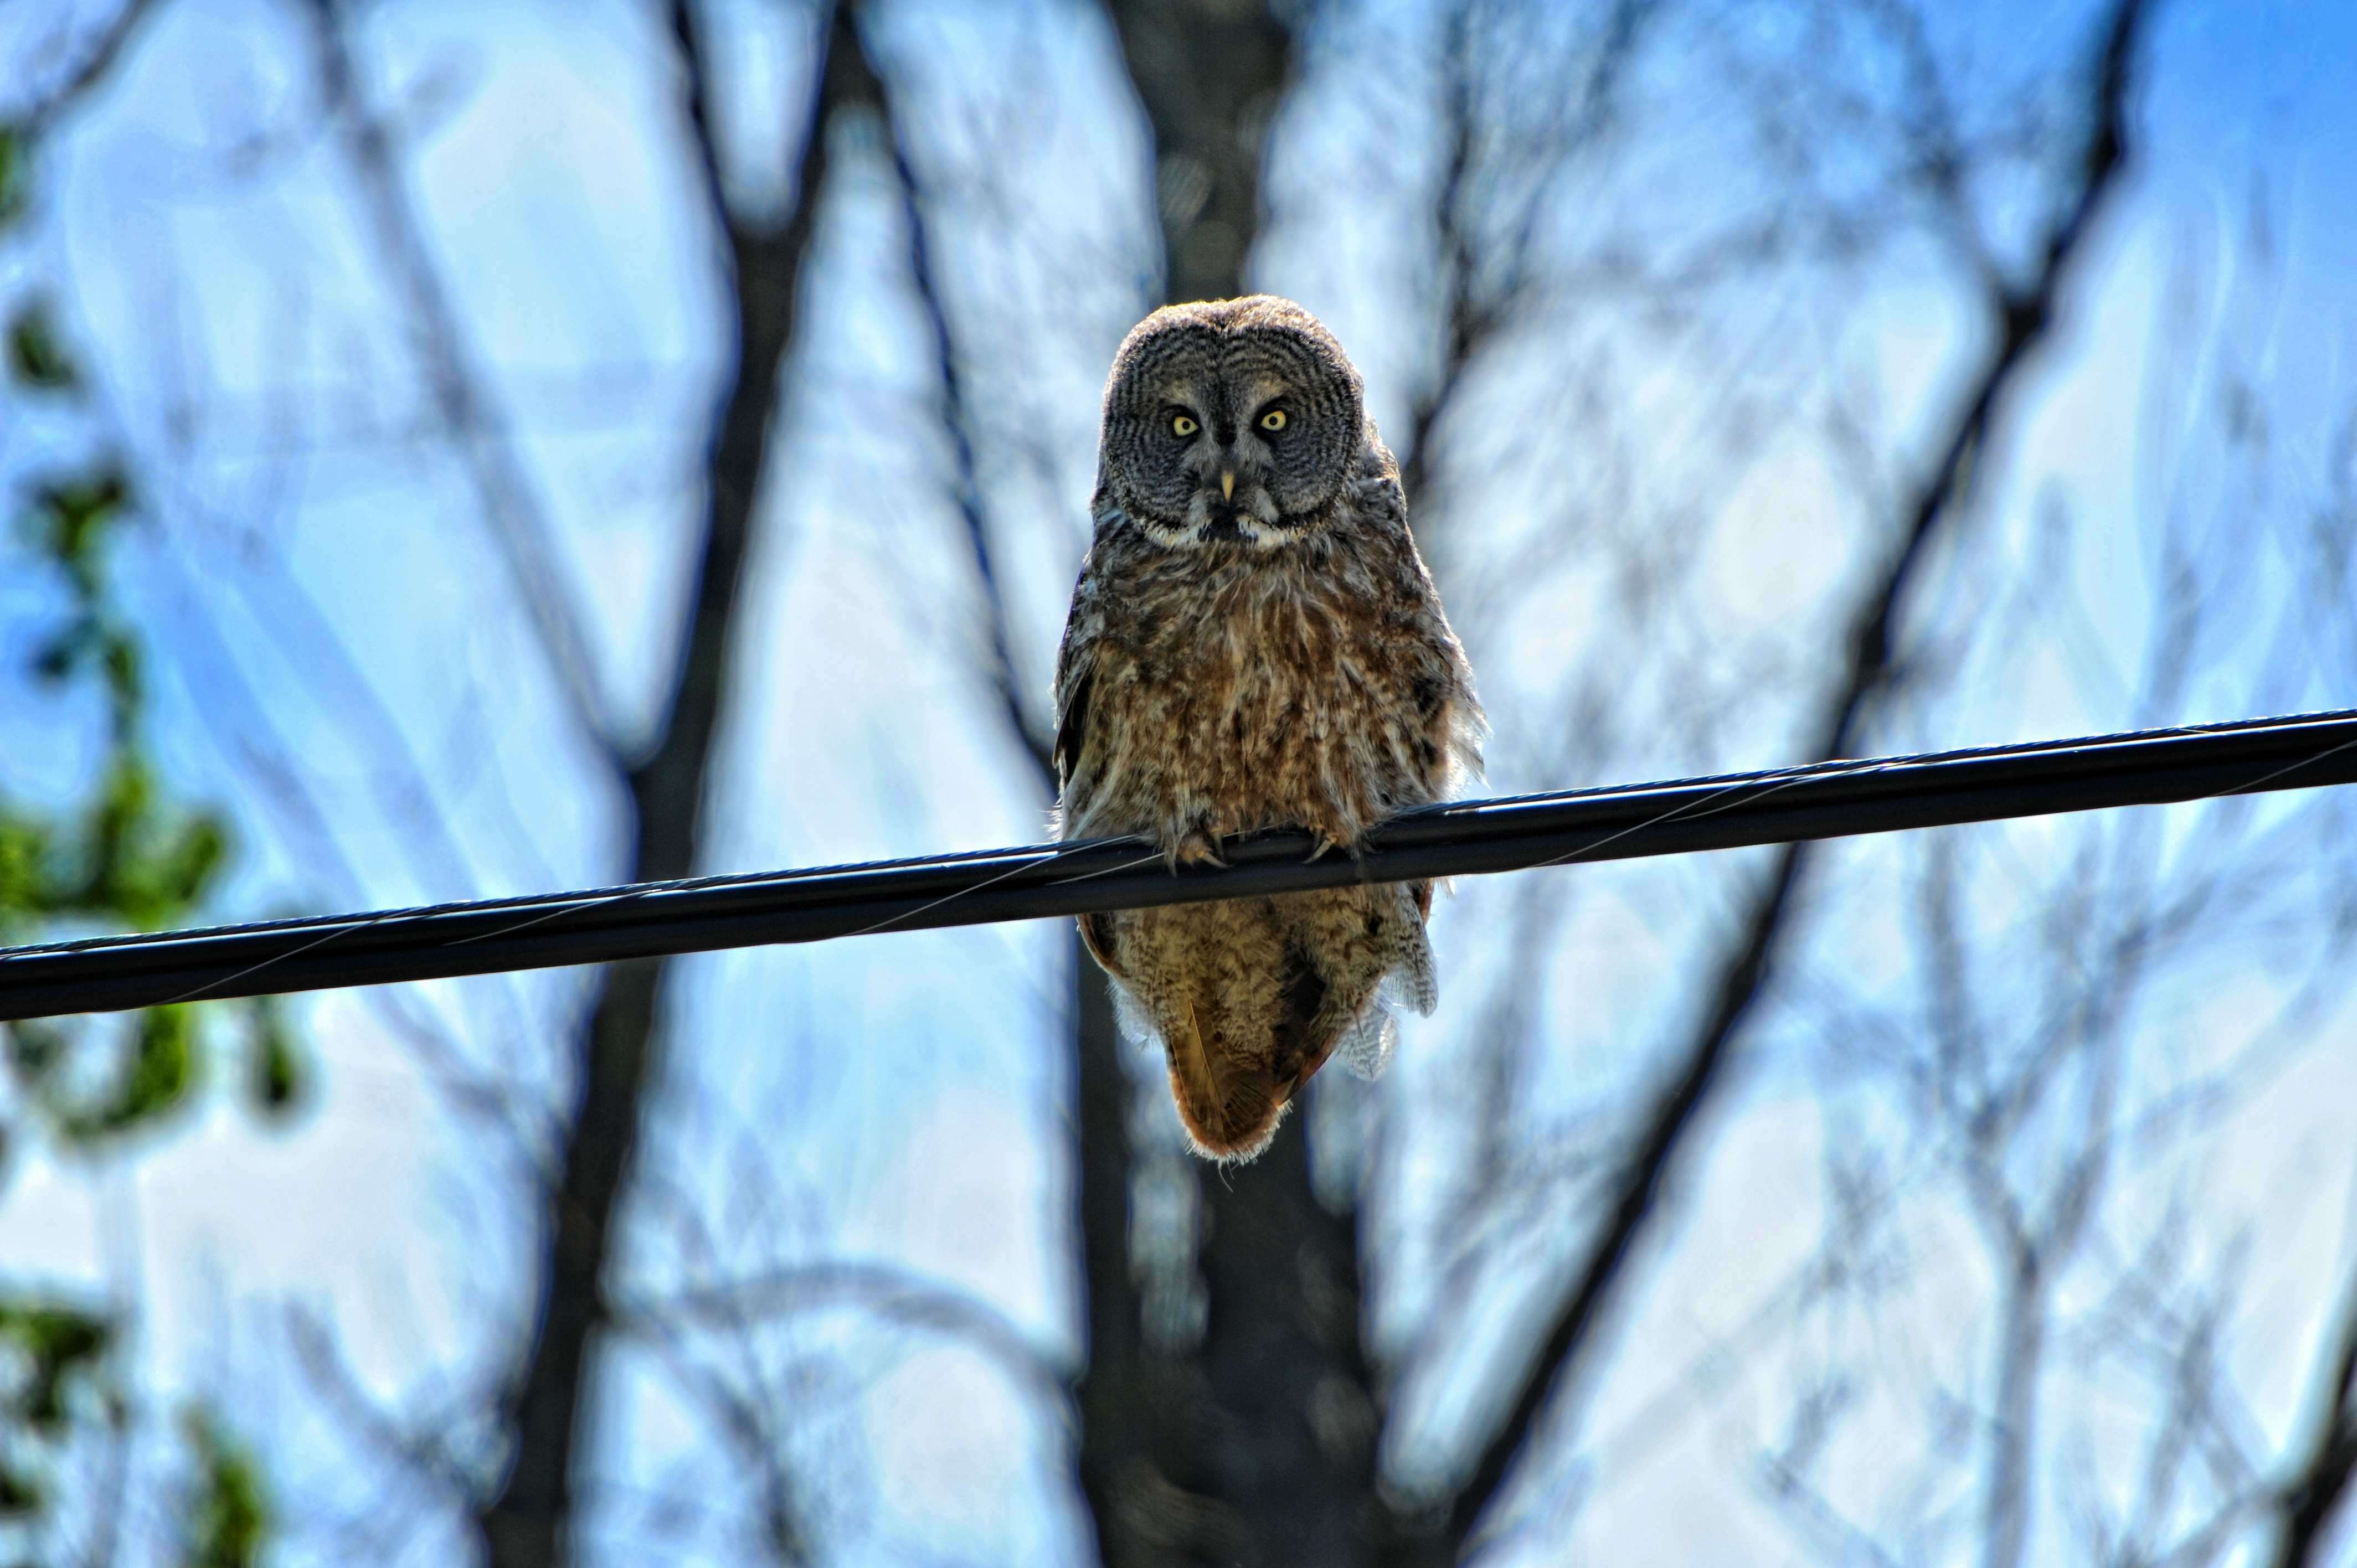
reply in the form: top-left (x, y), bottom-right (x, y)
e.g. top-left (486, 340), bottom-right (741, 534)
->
top-left (3, 708), bottom-right (2354, 1023)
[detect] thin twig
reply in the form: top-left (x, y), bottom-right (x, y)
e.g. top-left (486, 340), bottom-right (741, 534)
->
top-left (302, 2), bottom-right (618, 753)
top-left (876, 74), bottom-right (1056, 780)
top-left (8, 0), bottom-right (158, 141)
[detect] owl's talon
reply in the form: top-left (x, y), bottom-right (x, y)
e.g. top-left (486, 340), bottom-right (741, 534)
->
top-left (1172, 829), bottom-right (1227, 869)
top-left (1305, 831), bottom-right (1367, 864)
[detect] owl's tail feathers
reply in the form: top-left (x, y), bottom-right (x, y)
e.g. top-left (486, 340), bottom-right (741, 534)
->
top-left (1330, 891), bottom-right (1435, 1081)
top-left (1272, 947), bottom-right (1336, 1084)
top-left (1164, 996), bottom-right (1293, 1164)
top-left (1385, 888), bottom-right (1440, 1017)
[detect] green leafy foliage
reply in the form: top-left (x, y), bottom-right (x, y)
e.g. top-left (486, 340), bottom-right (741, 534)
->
top-left (177, 1411), bottom-right (271, 1568)
top-left (0, 1306), bottom-right (108, 1435)
top-left (43, 1006), bottom-right (196, 1142)
top-left (4, 299), bottom-right (75, 391)
top-left (0, 458), bottom-right (248, 1152)
top-left (1, 447), bottom-right (300, 1147)
top-left (0, 126), bottom-right (23, 230)
top-left (247, 997), bottom-right (304, 1120)
top-left (0, 1301), bottom-right (110, 1518)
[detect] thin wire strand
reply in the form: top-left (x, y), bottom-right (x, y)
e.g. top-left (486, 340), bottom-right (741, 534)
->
top-left (837, 835), bottom-right (1145, 940)
top-left (1531, 756), bottom-right (1899, 870)
top-left (157, 906), bottom-right (412, 1008)
top-left (2217, 734), bottom-right (2357, 796)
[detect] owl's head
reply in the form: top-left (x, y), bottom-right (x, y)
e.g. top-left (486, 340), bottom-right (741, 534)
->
top-left (1097, 295), bottom-right (1366, 550)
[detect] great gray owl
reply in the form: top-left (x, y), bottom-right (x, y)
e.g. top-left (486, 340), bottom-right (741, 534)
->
top-left (1053, 295), bottom-right (1483, 1161)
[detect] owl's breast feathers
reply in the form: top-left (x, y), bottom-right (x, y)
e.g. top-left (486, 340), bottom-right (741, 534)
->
top-left (1053, 466), bottom-right (1481, 854)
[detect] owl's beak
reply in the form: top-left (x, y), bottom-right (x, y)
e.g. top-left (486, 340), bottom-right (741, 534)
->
top-left (1221, 470), bottom-right (1236, 501)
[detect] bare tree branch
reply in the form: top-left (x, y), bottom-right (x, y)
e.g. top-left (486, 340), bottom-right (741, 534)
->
top-left (467, 4), bottom-right (882, 1563)
top-left (1444, 1), bottom-right (2158, 1546)
top-left (1399, 0), bottom-right (1655, 515)
top-left (626, 1326), bottom-right (816, 1565)
top-left (289, 1304), bottom-right (488, 1517)
top-left (619, 1260), bottom-right (1070, 1399)
top-left (152, 523), bottom-right (547, 1153)
top-left (305, 1), bottom-right (619, 754)
top-left (876, 82), bottom-right (1056, 780)
top-left (6, 0), bottom-right (157, 141)
top-left (2268, 1260), bottom-right (2357, 1567)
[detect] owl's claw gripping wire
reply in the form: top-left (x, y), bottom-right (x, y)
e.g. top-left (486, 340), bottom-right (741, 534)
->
top-left (1170, 829), bottom-right (1227, 870)
top-left (1303, 832), bottom-right (1350, 864)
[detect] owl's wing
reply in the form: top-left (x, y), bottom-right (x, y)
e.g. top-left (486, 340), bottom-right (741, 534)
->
top-left (1053, 665), bottom-right (1092, 792)
top-left (1077, 910), bottom-right (1123, 981)
top-left (1051, 557), bottom-right (1101, 797)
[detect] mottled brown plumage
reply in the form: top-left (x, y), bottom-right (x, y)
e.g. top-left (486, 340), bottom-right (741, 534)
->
top-left (1054, 296), bottom-right (1482, 1160)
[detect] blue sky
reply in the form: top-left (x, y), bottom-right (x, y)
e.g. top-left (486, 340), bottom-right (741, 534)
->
top-left (4, 0), bottom-right (2357, 1561)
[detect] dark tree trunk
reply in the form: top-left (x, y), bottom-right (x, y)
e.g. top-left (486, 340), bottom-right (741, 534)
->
top-left (1107, 0), bottom-right (1292, 308)
top-left (1076, 6), bottom-right (1445, 1564)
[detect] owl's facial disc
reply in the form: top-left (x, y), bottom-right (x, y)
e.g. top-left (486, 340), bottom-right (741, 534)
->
top-left (1136, 380), bottom-right (1303, 552)
top-left (1101, 302), bottom-right (1365, 553)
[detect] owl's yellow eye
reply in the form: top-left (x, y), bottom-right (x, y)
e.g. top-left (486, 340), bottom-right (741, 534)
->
top-left (1171, 414), bottom-right (1198, 437)
top-left (1259, 409), bottom-right (1288, 432)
